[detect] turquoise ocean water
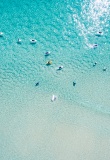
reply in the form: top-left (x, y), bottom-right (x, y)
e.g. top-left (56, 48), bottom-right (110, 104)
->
top-left (0, 0), bottom-right (110, 159)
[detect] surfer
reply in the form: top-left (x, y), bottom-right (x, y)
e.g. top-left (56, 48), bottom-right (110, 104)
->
top-left (93, 62), bottom-right (97, 67)
top-left (103, 67), bottom-right (107, 71)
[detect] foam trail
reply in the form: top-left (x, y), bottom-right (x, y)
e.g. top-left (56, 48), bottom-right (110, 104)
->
top-left (71, 0), bottom-right (110, 47)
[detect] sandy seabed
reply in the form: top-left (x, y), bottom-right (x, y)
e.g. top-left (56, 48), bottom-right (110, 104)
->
top-left (0, 87), bottom-right (110, 160)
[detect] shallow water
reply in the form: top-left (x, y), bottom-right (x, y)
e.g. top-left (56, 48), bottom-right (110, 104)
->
top-left (0, 0), bottom-right (110, 159)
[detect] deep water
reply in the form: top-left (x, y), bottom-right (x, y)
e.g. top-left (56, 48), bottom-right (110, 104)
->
top-left (1, 0), bottom-right (110, 113)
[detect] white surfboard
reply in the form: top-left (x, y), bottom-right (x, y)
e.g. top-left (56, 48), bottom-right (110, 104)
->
top-left (51, 95), bottom-right (57, 102)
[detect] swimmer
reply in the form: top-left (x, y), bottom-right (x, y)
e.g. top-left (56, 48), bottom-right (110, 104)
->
top-left (73, 81), bottom-right (76, 86)
top-left (17, 38), bottom-right (22, 44)
top-left (93, 62), bottom-right (97, 67)
top-left (0, 32), bottom-right (3, 37)
top-left (35, 82), bottom-right (39, 86)
top-left (45, 51), bottom-right (50, 56)
top-left (103, 67), bottom-right (107, 71)
top-left (95, 32), bottom-right (103, 37)
top-left (93, 44), bottom-right (98, 49)
top-left (58, 66), bottom-right (63, 70)
top-left (46, 60), bottom-right (52, 65)
top-left (30, 39), bottom-right (37, 44)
